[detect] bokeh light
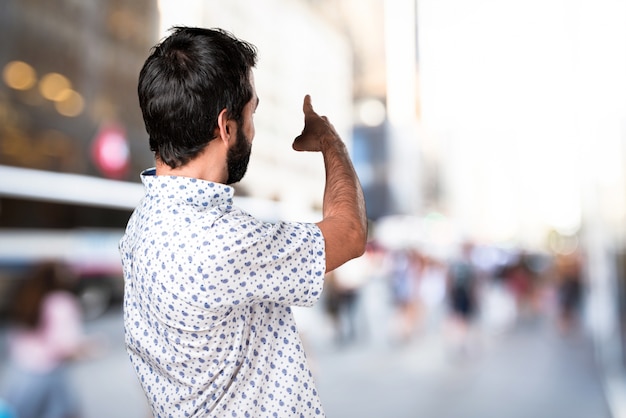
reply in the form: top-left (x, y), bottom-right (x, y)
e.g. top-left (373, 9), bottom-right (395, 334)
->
top-left (2, 61), bottom-right (37, 91)
top-left (39, 72), bottom-right (72, 102)
top-left (54, 89), bottom-right (84, 117)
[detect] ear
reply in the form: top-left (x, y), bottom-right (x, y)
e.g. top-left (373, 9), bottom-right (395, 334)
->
top-left (216, 109), bottom-right (237, 146)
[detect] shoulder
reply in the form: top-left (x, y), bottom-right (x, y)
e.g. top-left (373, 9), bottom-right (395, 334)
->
top-left (224, 210), bottom-right (322, 241)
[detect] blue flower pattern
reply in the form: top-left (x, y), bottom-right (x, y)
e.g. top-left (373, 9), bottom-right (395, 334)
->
top-left (119, 169), bottom-right (326, 417)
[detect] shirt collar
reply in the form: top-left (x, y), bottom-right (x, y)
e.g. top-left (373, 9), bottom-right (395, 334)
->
top-left (140, 168), bottom-right (234, 209)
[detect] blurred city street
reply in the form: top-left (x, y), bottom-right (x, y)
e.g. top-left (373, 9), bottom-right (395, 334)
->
top-left (0, 275), bottom-right (612, 418)
top-left (2, 1), bottom-right (626, 418)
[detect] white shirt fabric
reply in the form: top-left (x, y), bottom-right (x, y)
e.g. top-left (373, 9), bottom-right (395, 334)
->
top-left (119, 169), bottom-right (326, 418)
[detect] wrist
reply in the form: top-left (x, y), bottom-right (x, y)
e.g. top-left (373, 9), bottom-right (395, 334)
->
top-left (321, 135), bottom-right (347, 155)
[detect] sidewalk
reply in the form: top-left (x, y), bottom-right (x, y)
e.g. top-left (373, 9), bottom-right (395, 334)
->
top-left (313, 322), bottom-right (611, 418)
top-left (305, 279), bottom-right (613, 418)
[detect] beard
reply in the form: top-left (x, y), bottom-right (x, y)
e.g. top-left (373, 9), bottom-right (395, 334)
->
top-left (225, 125), bottom-right (252, 185)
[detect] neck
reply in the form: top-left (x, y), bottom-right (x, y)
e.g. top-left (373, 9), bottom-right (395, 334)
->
top-left (155, 141), bottom-right (228, 183)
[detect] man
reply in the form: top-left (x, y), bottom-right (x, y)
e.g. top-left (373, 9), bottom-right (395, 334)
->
top-left (119, 27), bottom-right (367, 417)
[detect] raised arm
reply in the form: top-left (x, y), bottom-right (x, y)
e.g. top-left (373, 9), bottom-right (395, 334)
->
top-left (293, 95), bottom-right (367, 272)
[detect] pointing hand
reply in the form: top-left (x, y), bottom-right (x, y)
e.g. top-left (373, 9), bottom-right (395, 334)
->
top-left (292, 95), bottom-right (340, 152)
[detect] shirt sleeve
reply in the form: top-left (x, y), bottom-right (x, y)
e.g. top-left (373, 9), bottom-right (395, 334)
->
top-left (208, 217), bottom-right (326, 308)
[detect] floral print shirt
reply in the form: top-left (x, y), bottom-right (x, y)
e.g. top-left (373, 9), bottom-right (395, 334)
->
top-left (119, 169), bottom-right (326, 417)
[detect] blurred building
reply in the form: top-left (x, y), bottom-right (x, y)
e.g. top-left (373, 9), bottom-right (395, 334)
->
top-left (313, 0), bottom-right (423, 219)
top-left (0, 0), bottom-right (158, 228)
top-left (1, 0), bottom-right (426, 224)
top-left (0, 0), bottom-right (157, 177)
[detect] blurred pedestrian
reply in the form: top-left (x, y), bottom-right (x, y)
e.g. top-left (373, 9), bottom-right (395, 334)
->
top-left (445, 241), bottom-right (479, 355)
top-left (555, 250), bottom-right (585, 334)
top-left (324, 250), bottom-right (373, 346)
top-left (417, 254), bottom-right (447, 331)
top-left (322, 270), bottom-right (357, 345)
top-left (389, 248), bottom-right (422, 342)
top-left (119, 26), bottom-right (367, 417)
top-left (0, 261), bottom-right (95, 418)
top-left (502, 252), bottom-right (536, 321)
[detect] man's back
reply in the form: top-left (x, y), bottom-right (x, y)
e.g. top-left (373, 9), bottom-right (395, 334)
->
top-left (120, 172), bottom-right (326, 417)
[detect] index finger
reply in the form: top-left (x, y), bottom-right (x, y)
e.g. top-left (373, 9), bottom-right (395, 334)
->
top-left (302, 94), bottom-right (313, 114)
